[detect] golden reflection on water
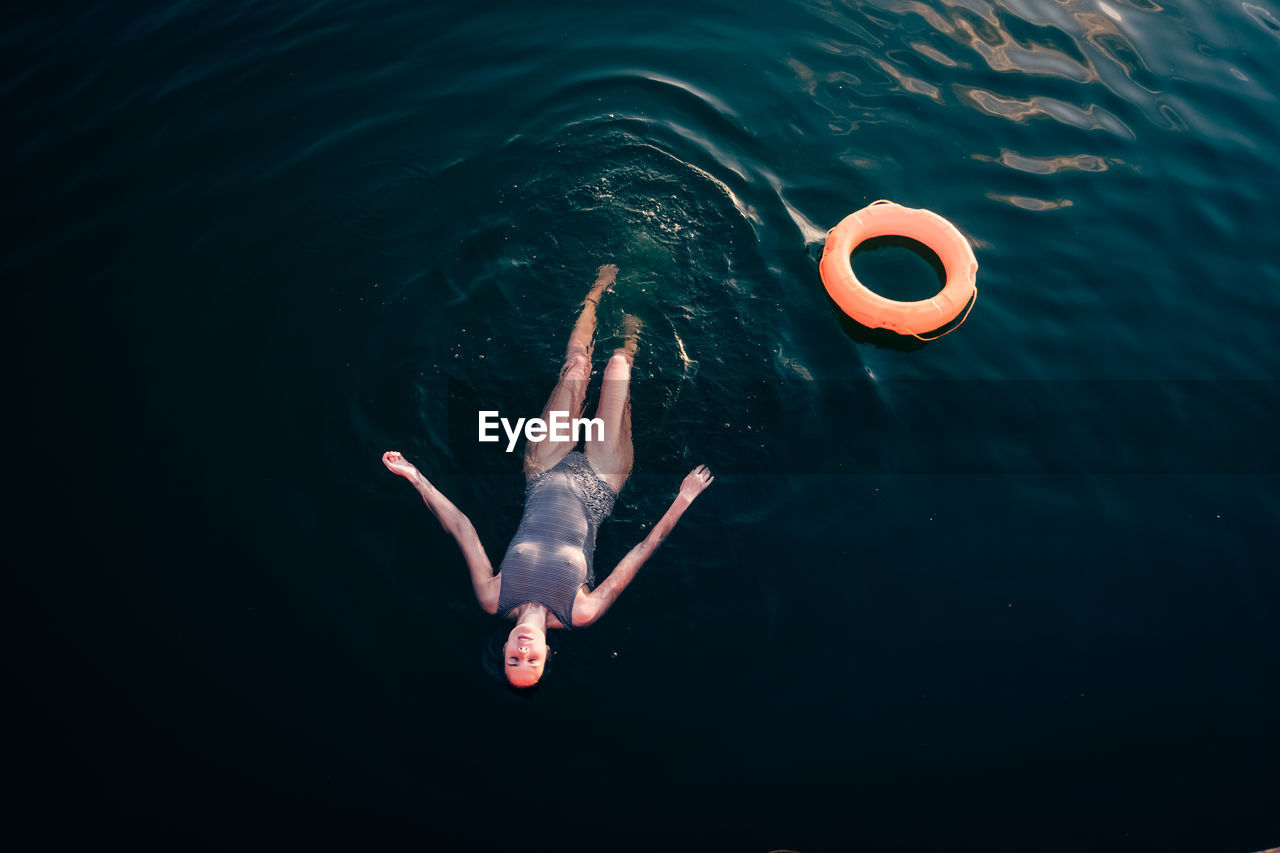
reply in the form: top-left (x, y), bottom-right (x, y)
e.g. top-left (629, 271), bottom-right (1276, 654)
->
top-left (985, 192), bottom-right (1074, 211)
top-left (973, 149), bottom-right (1117, 174)
top-left (952, 14), bottom-right (1097, 83)
top-left (789, 0), bottom-right (1257, 147)
top-left (955, 86), bottom-right (1135, 138)
top-left (872, 55), bottom-right (943, 102)
top-left (881, 0), bottom-right (1164, 114)
top-left (909, 40), bottom-right (960, 68)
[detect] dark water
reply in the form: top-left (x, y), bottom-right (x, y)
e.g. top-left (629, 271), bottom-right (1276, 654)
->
top-left (10, 0), bottom-right (1280, 849)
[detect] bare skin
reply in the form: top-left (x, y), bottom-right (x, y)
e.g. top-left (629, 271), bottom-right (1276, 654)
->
top-left (382, 263), bottom-right (714, 687)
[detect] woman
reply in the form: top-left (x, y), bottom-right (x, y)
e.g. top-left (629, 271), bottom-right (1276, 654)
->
top-left (382, 263), bottom-right (714, 687)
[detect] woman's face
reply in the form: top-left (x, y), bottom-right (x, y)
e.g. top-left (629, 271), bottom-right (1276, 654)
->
top-left (504, 625), bottom-right (547, 687)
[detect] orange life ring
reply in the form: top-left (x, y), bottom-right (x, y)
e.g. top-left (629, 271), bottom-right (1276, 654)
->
top-left (819, 200), bottom-right (978, 340)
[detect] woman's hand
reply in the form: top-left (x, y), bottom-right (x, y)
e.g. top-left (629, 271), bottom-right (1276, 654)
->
top-left (679, 465), bottom-right (715, 501)
top-left (382, 451), bottom-right (424, 486)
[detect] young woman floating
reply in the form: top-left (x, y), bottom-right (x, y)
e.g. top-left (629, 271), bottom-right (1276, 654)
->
top-left (382, 264), bottom-right (714, 687)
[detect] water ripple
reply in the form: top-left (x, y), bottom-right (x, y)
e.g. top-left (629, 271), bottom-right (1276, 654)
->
top-left (973, 149), bottom-right (1120, 174)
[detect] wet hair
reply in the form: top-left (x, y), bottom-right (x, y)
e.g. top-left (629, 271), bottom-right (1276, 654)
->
top-left (481, 628), bottom-right (554, 695)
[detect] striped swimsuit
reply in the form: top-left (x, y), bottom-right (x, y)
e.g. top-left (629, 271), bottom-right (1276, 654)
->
top-left (496, 452), bottom-right (618, 628)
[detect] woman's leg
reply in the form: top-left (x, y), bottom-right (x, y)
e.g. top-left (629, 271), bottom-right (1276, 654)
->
top-left (523, 265), bottom-right (617, 480)
top-left (584, 315), bottom-right (638, 494)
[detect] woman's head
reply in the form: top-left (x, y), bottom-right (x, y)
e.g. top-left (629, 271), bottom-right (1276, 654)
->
top-left (502, 622), bottom-right (548, 687)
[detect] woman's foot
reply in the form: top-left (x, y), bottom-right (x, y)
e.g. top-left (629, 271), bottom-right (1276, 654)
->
top-left (595, 263), bottom-right (619, 287)
top-left (588, 263), bottom-right (619, 303)
top-left (382, 451), bottom-right (422, 485)
top-left (621, 313), bottom-right (641, 359)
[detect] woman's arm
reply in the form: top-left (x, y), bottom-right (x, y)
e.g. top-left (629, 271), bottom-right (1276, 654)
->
top-left (576, 465), bottom-right (714, 626)
top-left (382, 451), bottom-right (500, 613)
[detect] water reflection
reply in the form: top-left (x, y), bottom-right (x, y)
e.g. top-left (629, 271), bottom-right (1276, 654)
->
top-left (973, 149), bottom-right (1115, 174)
top-left (785, 0), bottom-right (1274, 146)
top-left (984, 192), bottom-right (1074, 211)
top-left (955, 85), bottom-right (1135, 137)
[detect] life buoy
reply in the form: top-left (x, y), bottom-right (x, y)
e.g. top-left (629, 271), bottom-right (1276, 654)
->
top-left (819, 200), bottom-right (977, 340)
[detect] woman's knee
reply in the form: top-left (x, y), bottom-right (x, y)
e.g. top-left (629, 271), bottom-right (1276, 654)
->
top-left (603, 349), bottom-right (632, 380)
top-left (561, 348), bottom-right (592, 382)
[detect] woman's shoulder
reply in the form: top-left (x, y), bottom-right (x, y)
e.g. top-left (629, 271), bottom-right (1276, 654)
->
top-left (568, 586), bottom-right (599, 629)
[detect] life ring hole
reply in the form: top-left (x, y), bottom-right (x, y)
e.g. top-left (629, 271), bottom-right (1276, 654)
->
top-left (850, 236), bottom-right (946, 303)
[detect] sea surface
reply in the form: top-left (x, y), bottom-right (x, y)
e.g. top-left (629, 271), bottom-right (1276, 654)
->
top-left (9, 0), bottom-right (1279, 849)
